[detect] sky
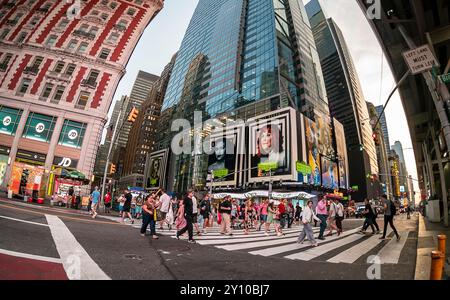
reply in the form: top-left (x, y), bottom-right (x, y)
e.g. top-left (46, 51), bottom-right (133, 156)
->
top-left (111, 0), bottom-right (419, 202)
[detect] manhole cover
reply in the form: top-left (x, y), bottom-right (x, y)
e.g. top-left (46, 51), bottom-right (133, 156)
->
top-left (123, 254), bottom-right (143, 260)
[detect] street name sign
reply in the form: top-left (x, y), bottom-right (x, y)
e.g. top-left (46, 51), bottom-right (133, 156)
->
top-left (402, 45), bottom-right (439, 75)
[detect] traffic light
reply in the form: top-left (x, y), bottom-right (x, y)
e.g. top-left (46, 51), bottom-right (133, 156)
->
top-left (110, 163), bottom-right (116, 174)
top-left (372, 132), bottom-right (379, 145)
top-left (127, 107), bottom-right (139, 123)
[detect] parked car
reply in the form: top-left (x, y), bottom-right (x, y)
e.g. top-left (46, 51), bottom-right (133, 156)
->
top-left (355, 205), bottom-right (366, 218)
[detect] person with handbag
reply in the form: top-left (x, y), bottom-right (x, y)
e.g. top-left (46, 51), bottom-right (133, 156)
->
top-left (297, 200), bottom-right (321, 246)
top-left (316, 196), bottom-right (328, 240)
top-left (140, 195), bottom-right (158, 239)
top-left (175, 199), bottom-right (187, 233)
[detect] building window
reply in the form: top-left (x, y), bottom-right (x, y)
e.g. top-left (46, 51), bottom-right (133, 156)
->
top-left (28, 0), bottom-right (37, 5)
top-left (0, 105), bottom-right (23, 136)
top-left (32, 56), bottom-right (43, 68)
top-left (65, 64), bottom-right (76, 76)
top-left (107, 32), bottom-right (119, 43)
top-left (30, 16), bottom-right (40, 26)
top-left (101, 0), bottom-right (108, 5)
top-left (58, 120), bottom-right (87, 149)
top-left (17, 78), bottom-right (32, 94)
top-left (67, 39), bottom-right (78, 50)
top-left (110, 2), bottom-right (117, 9)
top-left (87, 70), bottom-right (99, 83)
top-left (16, 32), bottom-right (27, 43)
top-left (45, 35), bottom-right (57, 47)
top-left (127, 8), bottom-right (136, 16)
top-left (0, 29), bottom-right (10, 40)
top-left (98, 48), bottom-right (110, 60)
top-left (51, 85), bottom-right (65, 104)
top-left (89, 26), bottom-right (98, 36)
top-left (77, 42), bottom-right (88, 53)
top-left (40, 83), bottom-right (54, 100)
top-left (0, 54), bottom-right (13, 72)
top-left (91, 10), bottom-right (99, 16)
top-left (58, 18), bottom-right (69, 29)
top-left (22, 112), bottom-right (57, 143)
top-left (135, 0), bottom-right (143, 5)
top-left (75, 91), bottom-right (90, 109)
top-left (101, 13), bottom-right (108, 21)
top-left (53, 61), bottom-right (65, 73)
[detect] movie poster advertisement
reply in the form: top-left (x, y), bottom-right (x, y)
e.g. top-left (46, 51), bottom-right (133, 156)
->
top-left (248, 108), bottom-right (297, 182)
top-left (206, 125), bottom-right (243, 187)
top-left (334, 118), bottom-right (348, 188)
top-left (321, 156), bottom-right (339, 189)
top-left (146, 149), bottom-right (169, 190)
top-left (304, 116), bottom-right (321, 185)
top-left (315, 110), bottom-right (334, 157)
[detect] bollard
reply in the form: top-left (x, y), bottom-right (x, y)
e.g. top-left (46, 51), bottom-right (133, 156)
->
top-left (438, 235), bottom-right (446, 255)
top-left (430, 251), bottom-right (445, 280)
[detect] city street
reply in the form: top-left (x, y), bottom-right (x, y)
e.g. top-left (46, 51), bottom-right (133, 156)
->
top-left (0, 199), bottom-right (418, 280)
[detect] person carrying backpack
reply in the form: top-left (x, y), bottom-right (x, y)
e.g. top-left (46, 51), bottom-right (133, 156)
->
top-left (380, 194), bottom-right (400, 241)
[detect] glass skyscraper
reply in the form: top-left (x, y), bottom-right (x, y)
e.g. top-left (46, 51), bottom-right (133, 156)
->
top-left (158, 0), bottom-right (329, 193)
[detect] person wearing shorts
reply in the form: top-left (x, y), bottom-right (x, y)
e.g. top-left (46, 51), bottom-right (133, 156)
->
top-left (121, 190), bottom-right (134, 224)
top-left (259, 199), bottom-right (268, 231)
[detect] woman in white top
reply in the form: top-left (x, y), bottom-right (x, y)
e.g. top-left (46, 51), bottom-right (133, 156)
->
top-left (297, 200), bottom-right (321, 246)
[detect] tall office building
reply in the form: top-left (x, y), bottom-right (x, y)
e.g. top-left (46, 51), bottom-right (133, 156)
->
top-left (120, 54), bottom-right (177, 189)
top-left (0, 0), bottom-right (164, 199)
top-left (391, 140), bottom-right (409, 197)
top-left (375, 105), bottom-right (391, 152)
top-left (117, 70), bottom-right (159, 149)
top-left (306, 0), bottom-right (378, 199)
top-left (158, 0), bottom-right (329, 193)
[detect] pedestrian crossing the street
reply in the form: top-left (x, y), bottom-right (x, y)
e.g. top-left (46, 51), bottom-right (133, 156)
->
top-left (104, 216), bottom-right (411, 265)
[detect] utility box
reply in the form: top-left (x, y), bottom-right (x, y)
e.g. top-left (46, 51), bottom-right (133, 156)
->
top-left (426, 199), bottom-right (441, 222)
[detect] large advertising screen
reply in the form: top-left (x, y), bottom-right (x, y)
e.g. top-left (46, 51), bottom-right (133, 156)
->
top-left (321, 156), bottom-right (339, 189)
top-left (304, 116), bottom-right (320, 185)
top-left (248, 107), bottom-right (297, 182)
top-left (146, 149), bottom-right (169, 190)
top-left (334, 118), bottom-right (348, 188)
top-left (206, 124), bottom-right (244, 187)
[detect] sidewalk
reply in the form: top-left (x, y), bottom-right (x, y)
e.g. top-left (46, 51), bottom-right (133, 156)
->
top-left (415, 214), bottom-right (450, 280)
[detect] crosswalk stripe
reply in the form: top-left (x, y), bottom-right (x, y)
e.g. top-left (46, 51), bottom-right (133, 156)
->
top-left (214, 229), bottom-right (320, 250)
top-left (284, 233), bottom-right (364, 261)
top-left (377, 231), bottom-right (409, 264)
top-left (249, 228), bottom-right (360, 257)
top-left (195, 230), bottom-right (312, 245)
top-left (327, 230), bottom-right (392, 264)
top-left (155, 227), bottom-right (304, 237)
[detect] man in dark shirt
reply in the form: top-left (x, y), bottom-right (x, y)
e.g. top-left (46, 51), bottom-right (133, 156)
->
top-left (176, 189), bottom-right (195, 243)
top-left (199, 194), bottom-right (212, 234)
top-left (219, 196), bottom-right (232, 235)
top-left (360, 198), bottom-right (376, 234)
top-left (121, 190), bottom-right (134, 224)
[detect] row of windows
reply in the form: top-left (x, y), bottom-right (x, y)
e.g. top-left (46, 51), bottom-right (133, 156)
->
top-left (0, 106), bottom-right (87, 148)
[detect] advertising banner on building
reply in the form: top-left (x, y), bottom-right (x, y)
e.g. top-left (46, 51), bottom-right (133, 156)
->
top-left (321, 156), bottom-right (339, 189)
top-left (248, 107), bottom-right (297, 182)
top-left (0, 106), bottom-right (22, 136)
top-left (334, 118), bottom-right (348, 188)
top-left (146, 149), bottom-right (169, 190)
top-left (206, 124), bottom-right (244, 187)
top-left (304, 116), bottom-right (321, 185)
top-left (58, 120), bottom-right (87, 149)
top-left (23, 113), bottom-right (56, 143)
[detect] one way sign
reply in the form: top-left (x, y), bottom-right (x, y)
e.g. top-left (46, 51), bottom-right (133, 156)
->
top-left (402, 45), bottom-right (439, 75)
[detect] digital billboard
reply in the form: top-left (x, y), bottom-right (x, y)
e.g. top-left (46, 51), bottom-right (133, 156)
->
top-left (334, 118), bottom-right (348, 188)
top-left (146, 149), bottom-right (169, 190)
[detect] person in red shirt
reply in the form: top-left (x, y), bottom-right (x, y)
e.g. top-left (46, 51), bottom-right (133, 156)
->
top-left (278, 199), bottom-right (286, 229)
top-left (104, 192), bottom-right (112, 214)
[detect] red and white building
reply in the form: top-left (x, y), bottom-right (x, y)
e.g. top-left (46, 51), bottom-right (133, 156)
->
top-left (0, 0), bottom-right (164, 199)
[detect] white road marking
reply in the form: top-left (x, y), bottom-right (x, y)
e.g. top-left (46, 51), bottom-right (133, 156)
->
top-left (327, 230), bottom-right (392, 264)
top-left (284, 233), bottom-right (364, 261)
top-left (249, 228), bottom-right (360, 257)
top-left (377, 231), bottom-right (409, 264)
top-left (0, 215), bottom-right (49, 227)
top-left (45, 214), bottom-right (111, 280)
top-left (0, 248), bottom-right (61, 264)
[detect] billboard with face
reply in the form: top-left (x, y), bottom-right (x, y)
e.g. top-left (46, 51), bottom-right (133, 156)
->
top-left (334, 118), bottom-right (348, 188)
top-left (304, 116), bottom-right (321, 185)
top-left (315, 109), bottom-right (334, 157)
top-left (205, 124), bottom-right (244, 187)
top-left (321, 156), bottom-right (339, 189)
top-left (248, 107), bottom-right (297, 182)
top-left (146, 149), bottom-right (169, 190)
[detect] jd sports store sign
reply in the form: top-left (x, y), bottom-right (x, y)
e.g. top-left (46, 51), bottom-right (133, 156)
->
top-left (0, 106), bottom-right (23, 136)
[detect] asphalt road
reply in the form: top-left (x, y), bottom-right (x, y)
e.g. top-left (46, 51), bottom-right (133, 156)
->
top-left (0, 199), bottom-right (418, 280)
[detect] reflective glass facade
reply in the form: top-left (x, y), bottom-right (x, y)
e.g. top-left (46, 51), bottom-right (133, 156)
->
top-left (160, 0), bottom-right (329, 192)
